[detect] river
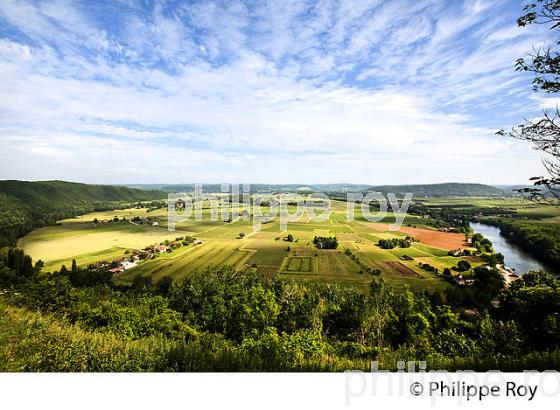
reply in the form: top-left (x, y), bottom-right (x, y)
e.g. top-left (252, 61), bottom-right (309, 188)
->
top-left (469, 221), bottom-right (552, 274)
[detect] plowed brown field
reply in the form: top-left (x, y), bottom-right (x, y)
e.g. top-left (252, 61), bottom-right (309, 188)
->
top-left (365, 222), bottom-right (468, 250)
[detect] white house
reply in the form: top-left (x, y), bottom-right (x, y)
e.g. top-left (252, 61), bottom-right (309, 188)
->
top-left (121, 261), bottom-right (137, 270)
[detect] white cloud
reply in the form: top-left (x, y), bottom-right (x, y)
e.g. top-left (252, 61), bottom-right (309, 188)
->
top-left (0, 0), bottom-right (551, 184)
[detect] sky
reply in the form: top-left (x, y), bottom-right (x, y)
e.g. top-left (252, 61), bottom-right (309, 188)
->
top-left (0, 0), bottom-right (557, 185)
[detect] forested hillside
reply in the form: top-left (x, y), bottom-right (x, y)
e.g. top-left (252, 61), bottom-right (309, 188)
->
top-left (484, 218), bottom-right (560, 270)
top-left (0, 180), bottom-right (166, 246)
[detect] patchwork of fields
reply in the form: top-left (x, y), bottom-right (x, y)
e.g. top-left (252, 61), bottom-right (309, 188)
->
top-left (17, 200), bottom-right (481, 292)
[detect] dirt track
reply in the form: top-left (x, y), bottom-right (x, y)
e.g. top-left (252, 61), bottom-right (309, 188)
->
top-left (385, 261), bottom-right (421, 277)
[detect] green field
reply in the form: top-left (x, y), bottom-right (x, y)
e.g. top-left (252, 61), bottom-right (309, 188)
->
top-left (19, 198), bottom-right (544, 292)
top-left (17, 220), bottom-right (179, 271)
top-left (280, 256), bottom-right (318, 274)
top-left (117, 240), bottom-right (253, 282)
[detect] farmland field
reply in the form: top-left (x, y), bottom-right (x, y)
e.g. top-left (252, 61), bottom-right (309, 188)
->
top-left (280, 256), bottom-right (317, 274)
top-left (17, 198), bottom-right (516, 293)
top-left (17, 220), bottom-right (180, 271)
top-left (117, 240), bottom-right (253, 283)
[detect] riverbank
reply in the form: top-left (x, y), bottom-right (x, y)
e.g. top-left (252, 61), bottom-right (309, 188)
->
top-left (497, 264), bottom-right (519, 286)
top-left (469, 221), bottom-right (553, 274)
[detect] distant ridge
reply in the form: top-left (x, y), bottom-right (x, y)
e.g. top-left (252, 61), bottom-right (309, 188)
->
top-left (369, 183), bottom-right (507, 197)
top-left (0, 180), bottom-right (166, 246)
top-left (493, 185), bottom-right (533, 193)
top-left (0, 180), bottom-right (166, 204)
top-left (128, 182), bottom-right (509, 197)
top-left (125, 183), bottom-right (373, 193)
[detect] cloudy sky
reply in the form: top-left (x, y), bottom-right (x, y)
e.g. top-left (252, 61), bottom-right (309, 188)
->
top-left (0, 0), bottom-right (556, 184)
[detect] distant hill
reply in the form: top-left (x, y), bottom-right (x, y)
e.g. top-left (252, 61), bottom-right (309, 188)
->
top-left (0, 180), bottom-right (166, 246)
top-left (126, 183), bottom-right (373, 193)
top-left (0, 180), bottom-right (166, 204)
top-left (128, 182), bottom-right (509, 197)
top-left (493, 185), bottom-right (533, 193)
top-left (367, 183), bottom-right (508, 197)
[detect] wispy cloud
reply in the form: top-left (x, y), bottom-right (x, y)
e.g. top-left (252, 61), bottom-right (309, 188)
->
top-left (0, 0), bottom-right (552, 184)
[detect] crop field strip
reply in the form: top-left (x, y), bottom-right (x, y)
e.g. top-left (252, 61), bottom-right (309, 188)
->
top-left (280, 256), bottom-right (318, 274)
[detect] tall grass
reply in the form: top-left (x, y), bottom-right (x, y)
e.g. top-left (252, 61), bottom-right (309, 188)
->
top-left (3, 301), bottom-right (560, 372)
top-left (0, 302), bottom-right (368, 372)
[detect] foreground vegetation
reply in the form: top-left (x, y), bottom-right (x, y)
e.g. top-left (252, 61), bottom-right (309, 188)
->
top-left (1, 247), bottom-right (560, 371)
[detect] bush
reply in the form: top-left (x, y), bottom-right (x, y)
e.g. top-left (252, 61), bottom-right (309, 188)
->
top-left (378, 238), bottom-right (413, 249)
top-left (456, 260), bottom-right (471, 272)
top-left (313, 236), bottom-right (338, 249)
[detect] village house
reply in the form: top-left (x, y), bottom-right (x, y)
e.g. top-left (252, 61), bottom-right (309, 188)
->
top-left (113, 256), bottom-right (127, 264)
top-left (448, 249), bottom-right (463, 257)
top-left (120, 260), bottom-right (137, 270)
top-left (108, 266), bottom-right (125, 274)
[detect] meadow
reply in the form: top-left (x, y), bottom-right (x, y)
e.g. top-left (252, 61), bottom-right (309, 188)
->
top-left (16, 198), bottom-right (484, 292)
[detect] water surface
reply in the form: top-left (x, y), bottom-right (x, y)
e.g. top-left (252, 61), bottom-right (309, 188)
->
top-left (469, 221), bottom-right (552, 274)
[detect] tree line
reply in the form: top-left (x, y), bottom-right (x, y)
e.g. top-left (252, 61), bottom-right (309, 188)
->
top-left (484, 218), bottom-right (560, 270)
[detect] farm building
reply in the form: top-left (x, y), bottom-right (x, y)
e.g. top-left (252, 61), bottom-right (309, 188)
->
top-left (121, 261), bottom-right (137, 270)
top-left (108, 266), bottom-right (125, 274)
top-left (154, 245), bottom-right (168, 253)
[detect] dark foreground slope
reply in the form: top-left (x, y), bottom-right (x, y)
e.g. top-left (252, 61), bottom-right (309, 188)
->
top-left (1, 266), bottom-right (560, 371)
top-left (0, 180), bottom-right (166, 246)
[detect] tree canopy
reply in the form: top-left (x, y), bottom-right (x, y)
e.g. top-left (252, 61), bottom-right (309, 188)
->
top-left (499, 0), bottom-right (560, 203)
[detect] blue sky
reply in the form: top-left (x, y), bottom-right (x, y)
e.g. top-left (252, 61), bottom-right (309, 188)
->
top-left (0, 0), bottom-right (556, 184)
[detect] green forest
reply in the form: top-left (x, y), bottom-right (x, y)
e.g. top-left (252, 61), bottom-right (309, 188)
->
top-left (484, 218), bottom-right (560, 269)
